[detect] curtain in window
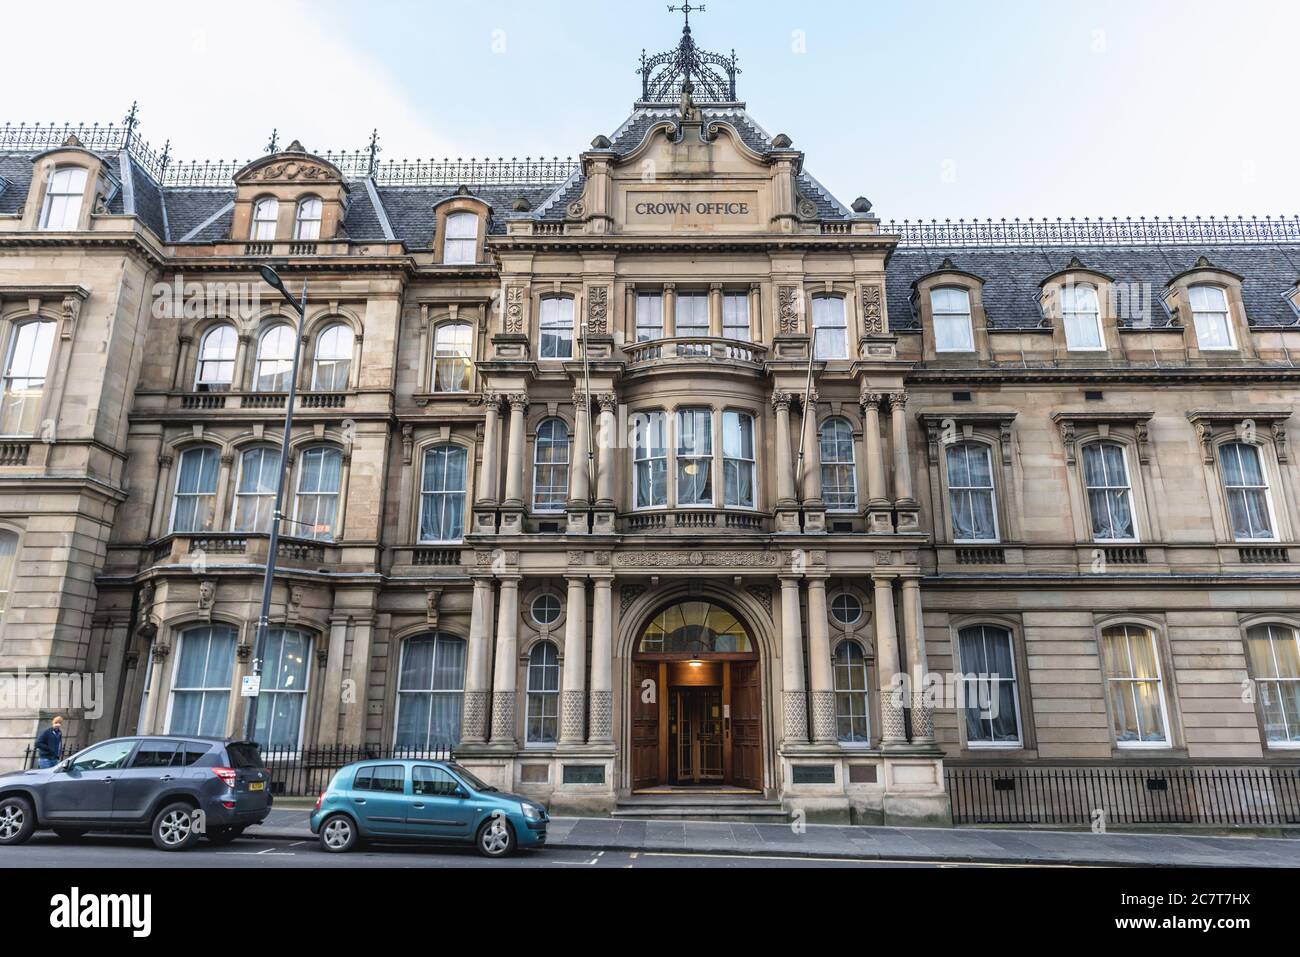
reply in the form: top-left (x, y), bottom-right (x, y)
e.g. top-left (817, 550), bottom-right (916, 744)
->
top-left (1189, 285), bottom-right (1232, 349)
top-left (442, 212), bottom-right (478, 264)
top-left (1246, 624), bottom-right (1300, 745)
top-left (1082, 443), bottom-right (1135, 540)
top-left (1101, 625), bottom-right (1169, 745)
top-left (0, 530), bottom-right (16, 619)
top-left (833, 641), bottom-right (870, 743)
top-left (169, 626), bottom-right (237, 737)
top-left (957, 625), bottom-right (1021, 744)
top-left (395, 634), bottom-right (466, 750)
top-left (234, 447), bottom-right (280, 532)
top-left (819, 417), bottom-right (857, 511)
top-left (676, 409), bottom-right (713, 505)
top-left (539, 298), bottom-right (574, 359)
top-left (634, 412), bottom-right (668, 508)
top-left (172, 446), bottom-right (220, 533)
top-left (533, 419), bottom-right (570, 511)
top-left (255, 326), bottom-right (295, 392)
top-left (931, 288), bottom-right (974, 352)
top-left (1220, 442), bottom-right (1273, 540)
top-left (40, 167), bottom-right (88, 230)
top-left (254, 629), bottom-right (312, 750)
top-left (946, 443), bottom-right (997, 541)
top-left (419, 446), bottom-right (467, 542)
top-left (294, 198), bottom-right (322, 241)
top-left (526, 641), bottom-right (560, 744)
top-left (1061, 285), bottom-right (1103, 349)
top-left (251, 198), bottom-right (279, 241)
top-left (432, 323), bottom-right (472, 392)
top-left (295, 447), bottom-right (342, 540)
top-left (812, 296), bottom-right (847, 359)
top-left (312, 324), bottom-right (351, 391)
top-left (722, 411), bottom-right (755, 508)
top-left (1, 320), bottom-right (57, 435)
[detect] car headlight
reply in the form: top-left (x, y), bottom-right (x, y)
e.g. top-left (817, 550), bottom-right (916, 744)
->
top-left (521, 802), bottom-right (542, 821)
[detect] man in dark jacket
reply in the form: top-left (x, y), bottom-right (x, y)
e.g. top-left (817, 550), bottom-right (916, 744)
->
top-left (34, 715), bottom-right (63, 768)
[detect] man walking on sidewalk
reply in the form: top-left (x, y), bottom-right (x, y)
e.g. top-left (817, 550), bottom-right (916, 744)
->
top-left (34, 715), bottom-right (63, 768)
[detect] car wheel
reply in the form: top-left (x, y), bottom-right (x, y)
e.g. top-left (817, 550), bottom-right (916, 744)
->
top-left (151, 802), bottom-right (200, 852)
top-left (205, 826), bottom-right (245, 846)
top-left (0, 796), bottom-right (35, 846)
top-left (319, 814), bottom-right (357, 853)
top-left (52, 828), bottom-right (89, 841)
top-left (476, 814), bottom-right (517, 858)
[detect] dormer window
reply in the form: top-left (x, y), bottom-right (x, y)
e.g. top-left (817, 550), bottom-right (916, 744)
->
top-left (1061, 284), bottom-right (1104, 351)
top-left (931, 288), bottom-right (974, 352)
top-left (39, 166), bottom-right (88, 230)
top-left (443, 212), bottom-right (478, 264)
top-left (251, 198), bottom-right (280, 241)
top-left (294, 197), bottom-right (323, 241)
top-left (1189, 284), bottom-right (1234, 350)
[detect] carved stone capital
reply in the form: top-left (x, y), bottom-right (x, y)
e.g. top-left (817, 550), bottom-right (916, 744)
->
top-left (771, 391), bottom-right (794, 413)
top-left (507, 393), bottom-right (529, 413)
top-left (886, 391), bottom-right (908, 412)
top-left (860, 391), bottom-right (884, 411)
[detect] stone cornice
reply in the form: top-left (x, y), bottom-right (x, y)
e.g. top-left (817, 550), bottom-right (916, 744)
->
top-left (907, 366), bottom-right (1300, 385)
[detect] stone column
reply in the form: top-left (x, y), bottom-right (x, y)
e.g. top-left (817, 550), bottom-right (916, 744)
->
top-left (502, 393), bottom-right (528, 508)
top-left (315, 615), bottom-right (350, 746)
top-left (172, 334), bottom-right (193, 391)
top-left (588, 575), bottom-right (614, 744)
top-left (559, 576), bottom-right (589, 746)
top-left (800, 392), bottom-right (823, 505)
top-left (901, 577), bottom-right (934, 746)
top-left (476, 394), bottom-right (502, 505)
top-left (861, 391), bottom-right (892, 533)
top-left (569, 390), bottom-right (591, 507)
top-left (888, 392), bottom-right (915, 506)
top-left (595, 393), bottom-right (618, 508)
top-left (341, 618), bottom-right (374, 746)
top-left (708, 282), bottom-right (724, 338)
top-left (779, 575), bottom-right (808, 744)
top-left (462, 578), bottom-right (495, 744)
top-left (142, 642), bottom-right (170, 735)
top-left (873, 576), bottom-right (906, 747)
top-left (150, 453), bottom-right (175, 537)
top-left (748, 283), bottom-right (762, 341)
top-left (806, 577), bottom-right (836, 743)
top-left (662, 282), bottom-right (676, 338)
top-left (773, 392), bottom-right (796, 506)
top-left (489, 576), bottom-right (520, 746)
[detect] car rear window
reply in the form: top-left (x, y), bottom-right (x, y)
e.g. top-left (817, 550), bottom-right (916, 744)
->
top-left (176, 743), bottom-right (213, 767)
top-left (352, 765), bottom-right (405, 793)
top-left (225, 743), bottom-right (264, 768)
top-left (130, 740), bottom-right (179, 768)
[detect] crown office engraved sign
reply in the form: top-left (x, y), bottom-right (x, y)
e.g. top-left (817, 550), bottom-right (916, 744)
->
top-left (626, 190), bottom-right (762, 227)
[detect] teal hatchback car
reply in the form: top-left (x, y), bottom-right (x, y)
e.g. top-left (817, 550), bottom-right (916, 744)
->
top-left (310, 760), bottom-right (548, 858)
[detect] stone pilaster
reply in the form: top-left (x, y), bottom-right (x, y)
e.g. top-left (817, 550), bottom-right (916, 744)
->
top-left (773, 392), bottom-right (800, 533)
top-left (588, 575), bottom-right (614, 743)
top-left (873, 575), bottom-right (907, 748)
top-left (806, 577), bottom-right (836, 743)
top-left (461, 578), bottom-right (495, 744)
top-left (559, 576), bottom-right (588, 746)
top-left (861, 391), bottom-right (893, 535)
top-left (901, 576), bottom-right (935, 746)
top-left (889, 392), bottom-right (920, 533)
top-left (489, 577), bottom-right (519, 746)
top-left (499, 392), bottom-right (528, 534)
top-left (779, 575), bottom-right (808, 744)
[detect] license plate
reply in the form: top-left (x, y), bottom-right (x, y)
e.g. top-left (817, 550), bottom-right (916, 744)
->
top-left (249, 782), bottom-right (265, 791)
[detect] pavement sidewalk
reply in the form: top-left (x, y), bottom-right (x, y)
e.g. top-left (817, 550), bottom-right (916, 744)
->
top-left (248, 808), bottom-right (1300, 867)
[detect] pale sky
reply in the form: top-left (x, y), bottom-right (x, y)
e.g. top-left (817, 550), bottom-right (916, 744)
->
top-left (2, 0), bottom-right (1296, 220)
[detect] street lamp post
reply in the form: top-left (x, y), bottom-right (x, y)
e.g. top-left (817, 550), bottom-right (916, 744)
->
top-left (241, 265), bottom-right (308, 744)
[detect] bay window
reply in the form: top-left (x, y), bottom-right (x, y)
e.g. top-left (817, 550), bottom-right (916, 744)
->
top-left (253, 629), bottom-right (312, 751)
top-left (633, 411), bottom-right (668, 508)
top-left (676, 408), bottom-right (713, 506)
top-left (636, 293), bottom-right (664, 342)
top-left (722, 411), bottom-right (755, 509)
top-left (675, 293), bottom-right (709, 337)
top-left (722, 293), bottom-right (750, 341)
top-left (168, 625), bottom-right (237, 737)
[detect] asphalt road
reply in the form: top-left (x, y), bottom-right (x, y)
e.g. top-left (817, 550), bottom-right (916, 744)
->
top-left (0, 833), bottom-right (1017, 868)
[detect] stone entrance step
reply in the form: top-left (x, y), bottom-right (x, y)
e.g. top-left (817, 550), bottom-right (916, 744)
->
top-left (613, 792), bottom-right (789, 823)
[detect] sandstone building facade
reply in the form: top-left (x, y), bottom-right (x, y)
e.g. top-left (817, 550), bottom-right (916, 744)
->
top-left (1, 24), bottom-right (1298, 824)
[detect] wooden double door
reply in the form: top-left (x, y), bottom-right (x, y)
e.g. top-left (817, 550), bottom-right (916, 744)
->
top-left (631, 659), bottom-right (763, 791)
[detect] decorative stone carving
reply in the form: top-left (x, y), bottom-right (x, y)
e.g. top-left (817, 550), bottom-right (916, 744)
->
top-left (999, 422), bottom-right (1015, 467)
top-left (880, 696), bottom-right (908, 743)
top-left (586, 285), bottom-right (609, 334)
top-left (588, 691), bottom-right (613, 739)
top-left (593, 392), bottom-right (618, 414)
top-left (461, 691), bottom-right (489, 741)
top-left (745, 585), bottom-right (772, 617)
top-left (860, 285), bottom-right (885, 336)
top-left (425, 588), bottom-right (442, 626)
top-left (197, 580), bottom-right (216, 613)
top-left (771, 391), bottom-right (794, 413)
top-left (886, 391), bottom-right (907, 412)
top-left (620, 585), bottom-right (647, 615)
top-left (1059, 420), bottom-right (1078, 465)
top-left (566, 200), bottom-right (585, 220)
top-left (561, 690), bottom-right (587, 741)
top-left (506, 393), bottom-right (529, 413)
top-left (910, 694), bottom-right (935, 742)
top-left (401, 424), bottom-right (414, 466)
top-left (783, 691), bottom-right (808, 742)
top-left (1274, 422), bottom-right (1291, 463)
top-left (777, 286), bottom-right (802, 334)
top-left (615, 550), bottom-right (781, 568)
top-left (859, 391), bottom-right (883, 411)
top-left (811, 691), bottom-right (837, 743)
top-left (797, 197), bottom-right (818, 219)
top-left (504, 287), bottom-right (526, 334)
top-left (490, 691), bottom-right (515, 742)
top-left (150, 642), bottom-right (171, 663)
top-left (1135, 421), bottom-right (1151, 464)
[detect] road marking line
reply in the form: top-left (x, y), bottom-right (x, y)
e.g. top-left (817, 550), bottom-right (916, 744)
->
top-left (641, 852), bottom-right (1052, 867)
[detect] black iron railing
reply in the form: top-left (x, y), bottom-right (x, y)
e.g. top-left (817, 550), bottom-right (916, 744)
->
top-left (21, 740), bottom-right (80, 770)
top-left (259, 745), bottom-right (453, 798)
top-left (884, 215), bottom-right (1300, 247)
top-left (947, 765), bottom-right (1300, 827)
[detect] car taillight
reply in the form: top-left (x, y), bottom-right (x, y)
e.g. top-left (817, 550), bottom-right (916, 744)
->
top-left (213, 767), bottom-right (237, 788)
top-left (314, 790), bottom-right (325, 811)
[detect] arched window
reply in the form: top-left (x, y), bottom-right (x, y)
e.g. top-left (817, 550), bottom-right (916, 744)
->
top-left (251, 197), bottom-right (279, 241)
top-left (946, 442), bottom-right (998, 542)
top-left (1061, 284), bottom-right (1104, 351)
top-left (1245, 623), bottom-right (1300, 746)
top-left (311, 323), bottom-right (351, 392)
top-left (419, 445), bottom-right (467, 543)
top-left (539, 297), bottom-right (575, 360)
top-left (168, 625), bottom-right (238, 736)
top-left (195, 324), bottom-right (237, 390)
top-left (638, 601), bottom-right (752, 655)
top-left (394, 633), bottom-right (466, 750)
top-left (1082, 442), bottom-right (1136, 542)
top-left (255, 325), bottom-right (296, 392)
top-left (233, 447), bottom-right (280, 532)
top-left (931, 287), bottom-right (974, 352)
top-left (812, 295), bottom-right (847, 359)
top-left (432, 322), bottom-right (472, 393)
top-left (722, 411), bottom-right (755, 508)
top-left (0, 529), bottom-right (17, 621)
top-left (294, 197), bottom-right (322, 241)
top-left (254, 628), bottom-right (312, 751)
top-left (1189, 285), bottom-right (1234, 350)
top-left (532, 419), bottom-right (570, 513)
top-left (294, 447), bottom-right (342, 540)
top-left (171, 446), bottom-right (221, 533)
top-left (1100, 624), bottom-right (1170, 747)
top-left (0, 320), bottom-right (57, 435)
top-left (833, 640), bottom-right (870, 744)
top-left (633, 411), bottom-right (668, 509)
top-left (40, 166), bottom-right (88, 230)
top-left (1219, 442), bottom-right (1275, 541)
top-left (956, 625), bottom-right (1022, 746)
top-left (819, 417), bottom-right (857, 512)
top-left (525, 641), bottom-right (560, 745)
top-left (442, 212), bottom-right (478, 264)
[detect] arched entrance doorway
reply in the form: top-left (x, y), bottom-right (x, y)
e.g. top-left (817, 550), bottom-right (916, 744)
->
top-left (630, 600), bottom-right (762, 792)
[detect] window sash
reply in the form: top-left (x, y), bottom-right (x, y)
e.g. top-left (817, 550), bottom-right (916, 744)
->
top-left (636, 294), bottom-right (664, 342)
top-left (1, 321), bottom-right (56, 435)
top-left (676, 409), bottom-right (713, 506)
top-left (432, 323), bottom-right (472, 393)
top-left (442, 214), bottom-right (478, 264)
top-left (722, 294), bottom-right (750, 341)
top-left (812, 296), bottom-right (847, 359)
top-left (1247, 625), bottom-right (1300, 745)
top-left (171, 447), bottom-right (220, 533)
top-left (675, 294), bottom-right (709, 336)
top-left (820, 419), bottom-right (858, 511)
top-left (538, 298), bottom-right (574, 360)
top-left (832, 643), bottom-right (870, 744)
top-left (255, 326), bottom-right (296, 392)
top-left (40, 167), bottom-right (88, 229)
top-left (532, 421), bottom-right (570, 512)
top-left (233, 448), bottom-right (281, 532)
top-left (633, 412), bottom-right (668, 508)
top-left (1220, 443), bottom-right (1275, 540)
top-left (419, 447), bottom-right (467, 543)
top-left (251, 199), bottom-right (279, 241)
top-left (254, 629), bottom-right (312, 750)
top-left (196, 326), bottom-right (237, 388)
top-left (1082, 444), bottom-right (1136, 541)
top-left (957, 626), bottom-right (1022, 745)
top-left (311, 325), bottom-right (351, 391)
top-left (525, 643), bottom-right (560, 745)
top-left (294, 199), bottom-right (322, 241)
top-left (1061, 286), bottom-right (1104, 350)
top-left (931, 289), bottom-right (974, 352)
top-left (722, 412), bottom-right (755, 509)
top-left (394, 635), bottom-right (466, 750)
top-left (1102, 626), bottom-right (1170, 746)
top-left (946, 444), bottom-right (998, 542)
top-left (168, 627), bottom-right (237, 737)
top-left (294, 447), bottom-right (342, 540)
top-left (1190, 286), bottom-right (1233, 350)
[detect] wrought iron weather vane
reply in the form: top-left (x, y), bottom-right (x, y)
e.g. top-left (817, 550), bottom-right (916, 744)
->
top-left (639, 2), bottom-right (739, 104)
